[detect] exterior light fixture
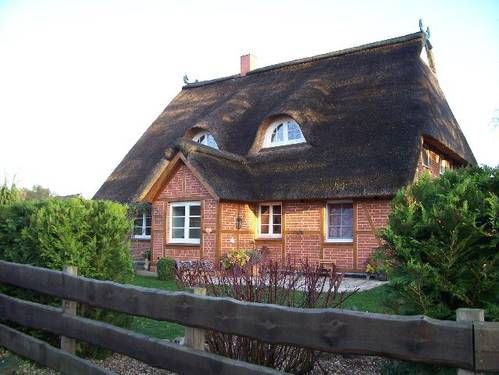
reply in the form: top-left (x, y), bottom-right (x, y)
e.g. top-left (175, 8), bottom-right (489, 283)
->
top-left (235, 216), bottom-right (242, 230)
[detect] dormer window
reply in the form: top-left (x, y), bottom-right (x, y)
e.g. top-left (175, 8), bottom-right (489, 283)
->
top-left (264, 118), bottom-right (306, 148)
top-left (193, 131), bottom-right (219, 149)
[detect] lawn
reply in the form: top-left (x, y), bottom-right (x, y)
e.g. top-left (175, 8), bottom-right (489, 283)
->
top-left (126, 275), bottom-right (185, 340)
top-left (125, 275), bottom-right (389, 340)
top-left (339, 284), bottom-right (389, 313)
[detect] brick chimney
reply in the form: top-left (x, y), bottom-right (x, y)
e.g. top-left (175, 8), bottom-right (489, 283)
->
top-left (240, 54), bottom-right (256, 76)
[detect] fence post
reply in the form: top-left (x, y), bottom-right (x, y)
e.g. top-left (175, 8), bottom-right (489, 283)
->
top-left (184, 287), bottom-right (206, 351)
top-left (60, 265), bottom-right (78, 354)
top-left (457, 308), bottom-right (484, 375)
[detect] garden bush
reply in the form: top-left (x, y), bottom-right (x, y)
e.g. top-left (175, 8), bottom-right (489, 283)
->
top-left (0, 192), bottom-right (134, 356)
top-left (177, 258), bottom-right (350, 373)
top-left (157, 257), bottom-right (176, 281)
top-left (376, 166), bottom-right (499, 320)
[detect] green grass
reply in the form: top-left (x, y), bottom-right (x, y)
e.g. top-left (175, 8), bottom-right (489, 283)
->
top-left (126, 275), bottom-right (185, 340)
top-left (124, 274), bottom-right (390, 341)
top-left (339, 284), bottom-right (389, 313)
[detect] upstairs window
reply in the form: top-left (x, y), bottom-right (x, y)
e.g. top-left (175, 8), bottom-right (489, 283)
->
top-left (193, 131), bottom-right (219, 149)
top-left (258, 203), bottom-right (282, 237)
top-left (263, 118), bottom-right (305, 148)
top-left (133, 206), bottom-right (151, 239)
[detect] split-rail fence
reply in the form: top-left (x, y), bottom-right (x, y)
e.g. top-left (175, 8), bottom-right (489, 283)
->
top-left (0, 260), bottom-right (497, 374)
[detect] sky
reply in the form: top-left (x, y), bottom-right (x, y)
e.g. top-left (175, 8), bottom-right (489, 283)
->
top-left (0, 0), bottom-right (498, 198)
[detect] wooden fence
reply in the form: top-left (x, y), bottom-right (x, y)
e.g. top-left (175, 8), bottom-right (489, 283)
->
top-left (0, 260), bottom-right (497, 374)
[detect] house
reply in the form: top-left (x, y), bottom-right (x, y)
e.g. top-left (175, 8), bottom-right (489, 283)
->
top-left (94, 31), bottom-right (475, 272)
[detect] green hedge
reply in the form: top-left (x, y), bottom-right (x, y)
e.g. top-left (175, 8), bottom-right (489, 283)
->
top-left (376, 166), bottom-right (499, 321)
top-left (157, 257), bottom-right (176, 281)
top-left (0, 195), bottom-right (134, 356)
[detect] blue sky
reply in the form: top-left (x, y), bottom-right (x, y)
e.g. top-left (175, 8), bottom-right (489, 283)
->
top-left (0, 0), bottom-right (498, 197)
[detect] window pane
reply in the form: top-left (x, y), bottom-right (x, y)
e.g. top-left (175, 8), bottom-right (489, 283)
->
top-left (331, 214), bottom-right (341, 226)
top-left (172, 217), bottom-right (184, 227)
top-left (172, 206), bottom-right (185, 216)
top-left (145, 227), bottom-right (151, 236)
top-left (261, 224), bottom-right (270, 234)
top-left (145, 217), bottom-right (152, 227)
top-left (172, 228), bottom-right (184, 239)
top-left (273, 224), bottom-right (281, 234)
top-left (189, 229), bottom-right (200, 239)
top-left (341, 227), bottom-right (352, 239)
top-left (189, 216), bottom-right (201, 228)
top-left (329, 227), bottom-right (340, 238)
top-left (272, 215), bottom-right (281, 225)
top-left (133, 226), bottom-right (142, 236)
top-left (271, 124), bottom-right (284, 143)
top-left (261, 213), bottom-right (270, 226)
top-left (260, 205), bottom-right (270, 215)
top-left (272, 205), bottom-right (281, 215)
top-left (206, 134), bottom-right (218, 149)
top-left (189, 205), bottom-right (201, 216)
top-left (287, 122), bottom-right (303, 140)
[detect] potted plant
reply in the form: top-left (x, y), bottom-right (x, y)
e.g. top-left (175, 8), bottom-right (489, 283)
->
top-left (143, 250), bottom-right (151, 271)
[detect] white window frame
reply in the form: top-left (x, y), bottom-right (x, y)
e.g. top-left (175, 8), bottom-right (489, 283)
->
top-left (169, 201), bottom-right (201, 244)
top-left (263, 118), bottom-right (306, 148)
top-left (257, 203), bottom-right (282, 238)
top-left (439, 159), bottom-right (450, 175)
top-left (193, 131), bottom-right (219, 149)
top-left (133, 210), bottom-right (151, 240)
top-left (422, 147), bottom-right (430, 168)
top-left (325, 201), bottom-right (353, 243)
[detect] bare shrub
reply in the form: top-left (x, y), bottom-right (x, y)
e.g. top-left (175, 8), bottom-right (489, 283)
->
top-left (177, 254), bottom-right (352, 374)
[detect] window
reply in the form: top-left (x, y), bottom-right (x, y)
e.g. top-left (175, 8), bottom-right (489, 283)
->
top-left (440, 159), bottom-right (450, 175)
top-left (422, 146), bottom-right (430, 168)
top-left (258, 203), bottom-right (282, 237)
top-left (326, 202), bottom-right (353, 242)
top-left (170, 202), bottom-right (201, 244)
top-left (133, 207), bottom-right (151, 239)
top-left (193, 131), bottom-right (219, 149)
top-left (263, 118), bottom-right (305, 148)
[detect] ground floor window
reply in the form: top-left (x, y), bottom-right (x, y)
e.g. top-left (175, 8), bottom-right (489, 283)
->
top-left (170, 201), bottom-right (201, 244)
top-left (259, 203), bottom-right (282, 237)
top-left (327, 202), bottom-right (353, 242)
top-left (133, 205), bottom-right (151, 239)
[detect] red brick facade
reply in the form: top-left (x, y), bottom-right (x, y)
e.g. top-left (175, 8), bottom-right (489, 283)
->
top-left (147, 160), bottom-right (393, 272)
top-left (130, 238), bottom-right (151, 260)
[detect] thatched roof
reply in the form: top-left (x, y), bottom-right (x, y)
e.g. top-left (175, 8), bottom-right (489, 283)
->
top-left (94, 32), bottom-right (476, 203)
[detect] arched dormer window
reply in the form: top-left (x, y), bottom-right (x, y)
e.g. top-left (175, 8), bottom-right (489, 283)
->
top-left (193, 131), bottom-right (219, 149)
top-left (263, 118), bottom-right (306, 148)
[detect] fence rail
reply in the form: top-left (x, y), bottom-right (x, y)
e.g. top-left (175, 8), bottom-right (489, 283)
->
top-left (0, 260), bottom-right (498, 373)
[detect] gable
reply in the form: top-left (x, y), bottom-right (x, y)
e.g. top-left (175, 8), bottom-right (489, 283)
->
top-left (141, 154), bottom-right (217, 202)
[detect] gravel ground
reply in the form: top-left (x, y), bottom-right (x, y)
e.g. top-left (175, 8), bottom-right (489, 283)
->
top-left (312, 354), bottom-right (387, 374)
top-left (91, 353), bottom-right (174, 375)
top-left (90, 352), bottom-right (386, 375)
top-left (2, 346), bottom-right (386, 374)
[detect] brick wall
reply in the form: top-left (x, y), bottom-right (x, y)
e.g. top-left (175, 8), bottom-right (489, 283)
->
top-left (150, 164), bottom-right (217, 271)
top-left (148, 161), bottom-right (391, 272)
top-left (130, 239), bottom-right (151, 260)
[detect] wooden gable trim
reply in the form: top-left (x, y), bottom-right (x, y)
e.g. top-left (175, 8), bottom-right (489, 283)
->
top-left (139, 153), bottom-right (219, 203)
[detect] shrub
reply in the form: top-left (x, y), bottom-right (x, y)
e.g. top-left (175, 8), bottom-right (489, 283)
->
top-left (0, 183), bottom-right (20, 206)
top-left (0, 197), bottom-right (134, 355)
top-left (177, 259), bottom-right (351, 373)
top-left (376, 166), bottom-right (499, 320)
top-left (157, 257), bottom-right (176, 281)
